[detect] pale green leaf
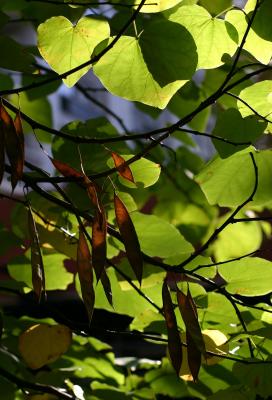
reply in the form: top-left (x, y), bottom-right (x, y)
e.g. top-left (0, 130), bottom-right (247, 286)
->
top-left (213, 221), bottom-right (262, 262)
top-left (219, 257), bottom-right (272, 296)
top-left (108, 155), bottom-right (161, 188)
top-left (226, 0), bottom-right (272, 65)
top-left (8, 251), bottom-right (73, 291)
top-left (198, 292), bottom-right (240, 333)
top-left (38, 16), bottom-right (110, 87)
top-left (131, 212), bottom-right (193, 258)
top-left (165, 4), bottom-right (238, 69)
top-left (237, 81), bottom-right (272, 130)
top-left (135, 0), bottom-right (184, 13)
top-left (196, 150), bottom-right (272, 207)
top-left (89, 268), bottom-right (163, 316)
top-left (94, 18), bottom-right (197, 109)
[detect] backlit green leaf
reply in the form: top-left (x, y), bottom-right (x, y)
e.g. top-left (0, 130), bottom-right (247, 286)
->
top-left (165, 4), bottom-right (238, 69)
top-left (94, 18), bottom-right (197, 108)
top-left (226, 0), bottom-right (272, 65)
top-left (8, 251), bottom-right (73, 291)
top-left (38, 16), bottom-right (110, 87)
top-left (131, 212), bottom-right (194, 258)
top-left (219, 257), bottom-right (272, 296)
top-left (196, 150), bottom-right (272, 207)
top-left (108, 155), bottom-right (161, 188)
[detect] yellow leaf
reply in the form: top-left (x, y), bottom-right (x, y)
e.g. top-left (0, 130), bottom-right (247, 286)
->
top-left (19, 324), bottom-right (72, 369)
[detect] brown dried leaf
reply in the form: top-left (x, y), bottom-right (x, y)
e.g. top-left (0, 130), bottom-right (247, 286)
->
top-left (162, 279), bottom-right (182, 375)
top-left (177, 288), bottom-right (206, 382)
top-left (186, 331), bottom-right (201, 382)
top-left (28, 207), bottom-right (45, 302)
top-left (111, 151), bottom-right (134, 183)
top-left (0, 104), bottom-right (23, 189)
top-left (101, 269), bottom-right (113, 307)
top-left (114, 193), bottom-right (143, 285)
top-left (51, 157), bottom-right (82, 179)
top-left (14, 111), bottom-right (24, 181)
top-left (0, 123), bottom-right (5, 185)
top-left (77, 228), bottom-right (95, 323)
top-left (82, 175), bottom-right (101, 211)
top-left (92, 207), bottom-right (107, 281)
top-left (177, 288), bottom-right (206, 354)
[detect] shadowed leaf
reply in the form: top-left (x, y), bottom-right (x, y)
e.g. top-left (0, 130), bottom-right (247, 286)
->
top-left (114, 193), bottom-right (143, 285)
top-left (111, 151), bottom-right (134, 183)
top-left (28, 207), bottom-right (45, 302)
top-left (77, 228), bottom-right (95, 323)
top-left (162, 279), bottom-right (182, 375)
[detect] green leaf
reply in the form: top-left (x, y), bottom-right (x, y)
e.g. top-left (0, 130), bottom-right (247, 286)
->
top-left (38, 15), bottom-right (110, 87)
top-left (196, 150), bottom-right (272, 207)
top-left (108, 155), bottom-right (161, 188)
top-left (139, 19), bottom-right (197, 87)
top-left (226, 0), bottom-right (272, 65)
top-left (233, 359), bottom-right (272, 398)
top-left (135, 0), bottom-right (184, 13)
top-left (8, 251), bottom-right (73, 291)
top-left (53, 117), bottom-right (129, 172)
top-left (0, 36), bottom-right (35, 73)
top-left (208, 385), bottom-right (255, 400)
top-left (165, 4), bottom-right (238, 69)
top-left (130, 309), bottom-right (164, 332)
top-left (212, 109), bottom-right (266, 158)
top-left (131, 212), bottom-right (194, 258)
top-left (0, 11), bottom-right (8, 27)
top-left (91, 268), bottom-right (163, 316)
top-left (90, 382), bottom-right (129, 400)
top-left (198, 292), bottom-right (240, 333)
top-left (219, 257), bottom-right (272, 296)
top-left (10, 92), bottom-right (52, 142)
top-left (213, 221), bottom-right (262, 262)
top-left (0, 74), bottom-right (13, 91)
top-left (198, 0), bottom-right (232, 15)
top-left (94, 18), bottom-right (197, 109)
top-left (237, 81), bottom-right (272, 133)
top-left (22, 73), bottom-right (61, 101)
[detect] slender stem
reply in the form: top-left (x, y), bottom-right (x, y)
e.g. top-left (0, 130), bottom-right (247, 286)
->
top-left (0, 367), bottom-right (76, 400)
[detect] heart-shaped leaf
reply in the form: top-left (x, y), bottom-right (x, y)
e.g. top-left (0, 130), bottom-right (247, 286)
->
top-left (165, 4), bottom-right (238, 69)
top-left (94, 19), bottom-right (197, 108)
top-left (19, 324), bottom-right (72, 369)
top-left (38, 16), bottom-right (110, 87)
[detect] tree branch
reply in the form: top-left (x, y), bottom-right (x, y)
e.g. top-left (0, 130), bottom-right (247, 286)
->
top-left (0, 367), bottom-right (77, 400)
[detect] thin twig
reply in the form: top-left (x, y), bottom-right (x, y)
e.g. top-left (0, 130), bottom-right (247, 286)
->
top-left (0, 367), bottom-right (76, 400)
top-left (226, 91), bottom-right (272, 123)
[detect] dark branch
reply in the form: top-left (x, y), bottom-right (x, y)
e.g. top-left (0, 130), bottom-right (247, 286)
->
top-left (0, 367), bottom-right (76, 400)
